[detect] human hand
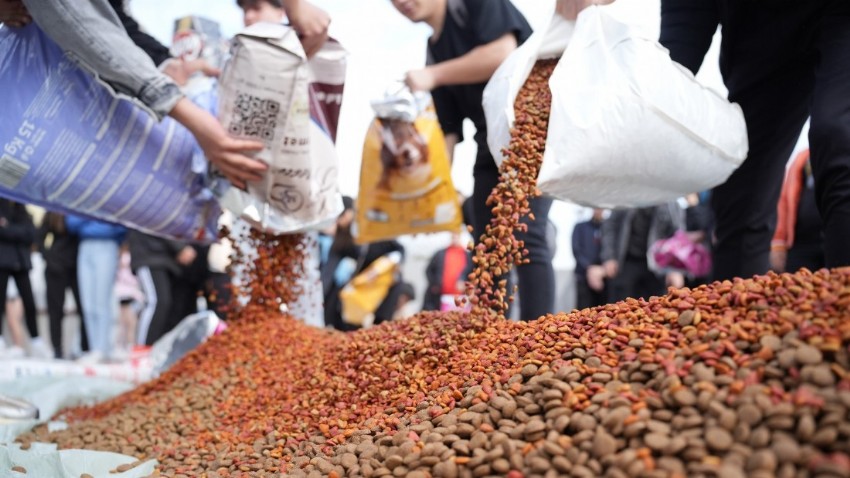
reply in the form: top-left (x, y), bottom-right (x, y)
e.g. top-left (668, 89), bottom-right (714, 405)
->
top-left (666, 271), bottom-right (685, 289)
top-left (404, 68), bottom-right (437, 92)
top-left (603, 259), bottom-right (618, 279)
top-left (161, 58), bottom-right (220, 87)
top-left (555, 0), bottom-right (615, 21)
top-left (770, 249), bottom-right (787, 273)
top-left (286, 0), bottom-right (330, 57)
top-left (168, 98), bottom-right (266, 189)
top-left (0, 0), bottom-right (30, 28)
top-left (586, 265), bottom-right (606, 292)
top-left (0, 217), bottom-right (7, 227)
top-left (177, 246), bottom-right (197, 265)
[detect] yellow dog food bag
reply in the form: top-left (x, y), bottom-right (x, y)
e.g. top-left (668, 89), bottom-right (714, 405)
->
top-left (355, 91), bottom-right (462, 244)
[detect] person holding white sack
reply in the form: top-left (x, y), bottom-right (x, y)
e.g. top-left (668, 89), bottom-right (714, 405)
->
top-left (391, 0), bottom-right (556, 322)
top-left (556, 0), bottom-right (850, 280)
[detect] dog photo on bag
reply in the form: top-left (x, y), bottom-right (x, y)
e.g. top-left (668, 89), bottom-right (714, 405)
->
top-left (377, 118), bottom-right (434, 193)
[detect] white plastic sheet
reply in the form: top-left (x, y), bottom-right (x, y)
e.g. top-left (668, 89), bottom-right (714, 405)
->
top-left (0, 376), bottom-right (155, 478)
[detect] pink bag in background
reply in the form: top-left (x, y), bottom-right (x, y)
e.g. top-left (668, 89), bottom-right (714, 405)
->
top-left (649, 230), bottom-right (712, 278)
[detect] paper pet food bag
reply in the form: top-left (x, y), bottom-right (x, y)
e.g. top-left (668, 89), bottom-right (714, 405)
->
top-left (216, 22), bottom-right (346, 234)
top-left (0, 25), bottom-right (219, 241)
top-left (355, 88), bottom-right (461, 244)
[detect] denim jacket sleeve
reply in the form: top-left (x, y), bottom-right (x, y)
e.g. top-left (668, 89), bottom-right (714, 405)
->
top-left (22, 0), bottom-right (183, 120)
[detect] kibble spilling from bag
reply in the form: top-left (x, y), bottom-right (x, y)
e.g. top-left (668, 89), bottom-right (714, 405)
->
top-left (14, 60), bottom-right (850, 478)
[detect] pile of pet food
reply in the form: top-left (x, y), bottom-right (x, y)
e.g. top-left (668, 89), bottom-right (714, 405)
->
top-left (11, 61), bottom-right (850, 478)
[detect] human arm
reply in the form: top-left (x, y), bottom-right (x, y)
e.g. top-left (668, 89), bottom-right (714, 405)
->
top-left (600, 211), bottom-right (625, 278)
top-left (555, 0), bottom-right (615, 21)
top-left (281, 0), bottom-right (330, 58)
top-left (23, 0), bottom-right (264, 188)
top-left (0, 0), bottom-right (29, 27)
top-left (406, 33), bottom-right (517, 92)
top-left (168, 98), bottom-right (265, 189)
top-left (571, 223), bottom-right (595, 274)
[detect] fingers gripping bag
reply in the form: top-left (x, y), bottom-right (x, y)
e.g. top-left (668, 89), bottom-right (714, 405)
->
top-left (482, 6), bottom-right (749, 208)
top-left (355, 87), bottom-right (462, 244)
top-left (216, 22), bottom-right (346, 234)
top-left (0, 25), bottom-right (219, 241)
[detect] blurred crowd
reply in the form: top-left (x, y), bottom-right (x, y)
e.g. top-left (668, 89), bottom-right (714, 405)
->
top-left (2, 149), bottom-right (823, 361)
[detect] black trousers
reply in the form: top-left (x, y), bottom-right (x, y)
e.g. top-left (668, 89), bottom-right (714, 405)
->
top-left (0, 270), bottom-right (38, 339)
top-left (607, 259), bottom-right (665, 304)
top-left (575, 278), bottom-right (607, 311)
top-left (660, 0), bottom-right (850, 279)
top-left (45, 264), bottom-right (88, 357)
top-left (136, 267), bottom-right (194, 346)
top-left (472, 162), bottom-right (555, 321)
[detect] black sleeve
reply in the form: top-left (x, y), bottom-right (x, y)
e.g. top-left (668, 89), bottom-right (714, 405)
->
top-left (572, 223), bottom-right (594, 273)
top-left (109, 0), bottom-right (172, 66)
top-left (600, 211), bottom-right (625, 263)
top-left (431, 86), bottom-right (465, 142)
top-left (659, 0), bottom-right (719, 75)
top-left (465, 0), bottom-right (532, 47)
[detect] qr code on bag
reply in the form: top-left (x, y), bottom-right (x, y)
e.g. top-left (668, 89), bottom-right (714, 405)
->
top-left (228, 93), bottom-right (280, 140)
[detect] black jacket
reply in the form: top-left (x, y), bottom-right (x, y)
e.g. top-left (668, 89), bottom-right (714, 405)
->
top-left (571, 219), bottom-right (603, 281)
top-left (38, 211), bottom-right (80, 271)
top-left (0, 200), bottom-right (35, 272)
top-left (127, 230), bottom-right (186, 275)
top-left (109, 0), bottom-right (171, 66)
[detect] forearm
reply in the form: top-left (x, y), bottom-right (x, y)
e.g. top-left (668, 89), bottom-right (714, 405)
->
top-left (429, 34), bottom-right (517, 88)
top-left (444, 133), bottom-right (459, 164)
top-left (23, 0), bottom-right (182, 119)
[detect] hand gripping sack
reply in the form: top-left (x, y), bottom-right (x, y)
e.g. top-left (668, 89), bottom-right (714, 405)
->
top-left (0, 25), bottom-right (219, 241)
top-left (216, 22), bottom-right (346, 234)
top-left (483, 7), bottom-right (749, 208)
top-left (355, 88), bottom-right (462, 244)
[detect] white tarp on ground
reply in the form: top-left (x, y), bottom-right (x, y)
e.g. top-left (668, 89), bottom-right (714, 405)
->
top-left (0, 376), bottom-right (157, 477)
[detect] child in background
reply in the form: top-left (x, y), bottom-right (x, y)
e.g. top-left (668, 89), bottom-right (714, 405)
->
top-left (114, 248), bottom-right (144, 360)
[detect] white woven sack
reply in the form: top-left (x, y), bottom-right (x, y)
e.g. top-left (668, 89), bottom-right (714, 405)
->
top-left (537, 6), bottom-right (748, 207)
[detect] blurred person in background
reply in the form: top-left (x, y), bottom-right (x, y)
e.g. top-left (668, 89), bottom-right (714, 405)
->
top-left (129, 231), bottom-right (200, 346)
top-left (601, 204), bottom-right (685, 303)
top-left (392, 0), bottom-right (555, 321)
top-left (422, 228), bottom-right (471, 312)
top-left (65, 215), bottom-right (125, 363)
top-left (571, 208), bottom-right (607, 310)
top-left (38, 211), bottom-right (88, 359)
top-left (771, 149), bottom-right (825, 273)
top-left (237, 0), bottom-right (330, 58)
top-left (2, 281), bottom-right (27, 358)
top-left (114, 246), bottom-right (144, 359)
top-left (320, 196), bottom-right (356, 328)
top-left (0, 199), bottom-right (50, 358)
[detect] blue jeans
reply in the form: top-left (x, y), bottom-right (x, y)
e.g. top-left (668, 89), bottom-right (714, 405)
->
top-left (78, 239), bottom-right (119, 356)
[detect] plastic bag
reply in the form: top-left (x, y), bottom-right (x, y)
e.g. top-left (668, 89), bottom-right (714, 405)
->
top-left (339, 255), bottom-right (400, 329)
top-left (0, 25), bottom-right (220, 241)
top-left (483, 7), bottom-right (749, 208)
top-left (150, 310), bottom-right (226, 376)
top-left (355, 87), bottom-right (462, 243)
top-left (215, 22), bottom-right (346, 234)
top-left (648, 230), bottom-right (712, 278)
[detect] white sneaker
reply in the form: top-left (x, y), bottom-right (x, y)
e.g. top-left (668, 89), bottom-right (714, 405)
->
top-left (75, 351), bottom-right (104, 365)
top-left (0, 341), bottom-right (25, 359)
top-left (27, 337), bottom-right (54, 360)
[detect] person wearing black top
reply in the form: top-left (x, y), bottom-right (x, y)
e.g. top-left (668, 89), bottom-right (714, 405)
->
top-left (38, 211), bottom-right (89, 358)
top-left (392, 0), bottom-right (555, 321)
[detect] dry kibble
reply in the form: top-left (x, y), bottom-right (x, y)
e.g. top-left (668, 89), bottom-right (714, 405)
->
top-left (10, 60), bottom-right (850, 478)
